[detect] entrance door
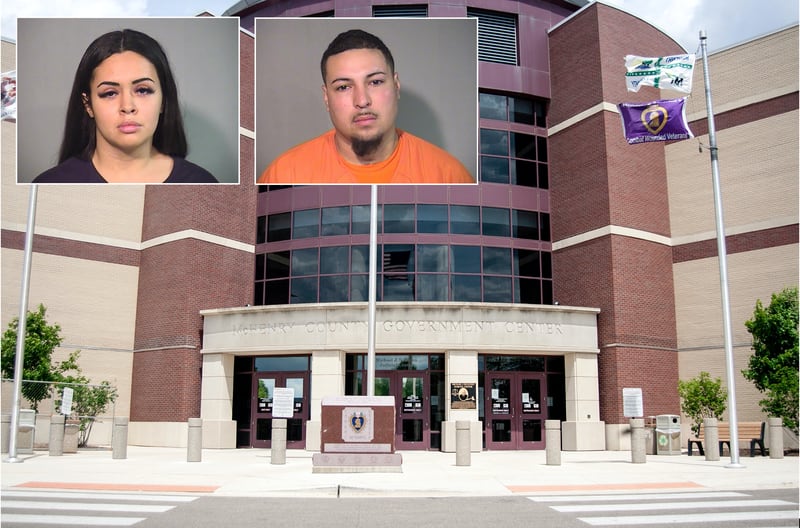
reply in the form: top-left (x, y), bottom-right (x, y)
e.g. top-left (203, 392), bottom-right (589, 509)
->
top-left (375, 371), bottom-right (429, 450)
top-left (484, 372), bottom-right (546, 450)
top-left (252, 373), bottom-right (308, 448)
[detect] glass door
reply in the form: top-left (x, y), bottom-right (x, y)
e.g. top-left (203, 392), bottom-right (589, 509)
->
top-left (484, 372), bottom-right (545, 450)
top-left (252, 373), bottom-right (308, 448)
top-left (374, 371), bottom-right (429, 450)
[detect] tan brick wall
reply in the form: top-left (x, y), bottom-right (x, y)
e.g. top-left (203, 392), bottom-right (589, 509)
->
top-left (667, 110), bottom-right (799, 240)
top-left (685, 26), bottom-right (798, 119)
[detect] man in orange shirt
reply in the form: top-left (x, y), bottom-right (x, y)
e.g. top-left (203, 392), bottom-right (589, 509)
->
top-left (258, 29), bottom-right (474, 185)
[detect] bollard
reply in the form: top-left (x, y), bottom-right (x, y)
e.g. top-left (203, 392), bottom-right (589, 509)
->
top-left (49, 414), bottom-right (65, 456)
top-left (630, 418), bottom-right (646, 463)
top-left (703, 418), bottom-right (720, 461)
top-left (545, 420), bottom-right (561, 466)
top-left (768, 417), bottom-right (784, 459)
top-left (112, 416), bottom-right (128, 460)
top-left (271, 419), bottom-right (287, 465)
top-left (187, 418), bottom-right (203, 462)
top-left (456, 421), bottom-right (471, 466)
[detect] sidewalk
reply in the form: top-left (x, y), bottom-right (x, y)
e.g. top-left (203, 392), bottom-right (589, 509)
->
top-left (1, 447), bottom-right (797, 497)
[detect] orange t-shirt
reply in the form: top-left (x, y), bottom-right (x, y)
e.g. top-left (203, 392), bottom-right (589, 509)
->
top-left (258, 129), bottom-right (474, 184)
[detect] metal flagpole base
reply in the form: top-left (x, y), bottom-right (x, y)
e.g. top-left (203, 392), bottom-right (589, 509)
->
top-left (4, 456), bottom-right (24, 463)
top-left (724, 463), bottom-right (746, 469)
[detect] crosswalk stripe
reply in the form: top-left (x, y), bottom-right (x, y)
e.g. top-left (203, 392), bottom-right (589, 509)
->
top-left (2, 500), bottom-right (174, 513)
top-left (528, 491), bottom-right (747, 502)
top-left (0, 514), bottom-right (146, 526)
top-left (2, 490), bottom-right (198, 502)
top-left (553, 498), bottom-right (794, 513)
top-left (580, 510), bottom-right (799, 526)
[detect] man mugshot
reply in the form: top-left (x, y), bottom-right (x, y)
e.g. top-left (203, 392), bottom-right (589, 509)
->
top-left (257, 25), bottom-right (476, 185)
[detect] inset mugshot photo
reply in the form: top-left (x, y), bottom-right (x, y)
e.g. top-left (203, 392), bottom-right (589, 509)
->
top-left (255, 18), bottom-right (478, 185)
top-left (16, 17), bottom-right (240, 184)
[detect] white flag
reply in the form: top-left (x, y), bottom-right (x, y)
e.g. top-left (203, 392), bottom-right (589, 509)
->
top-left (625, 54), bottom-right (695, 93)
top-left (1, 70), bottom-right (16, 120)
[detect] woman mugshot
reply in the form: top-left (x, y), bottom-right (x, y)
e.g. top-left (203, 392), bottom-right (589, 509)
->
top-left (34, 29), bottom-right (217, 183)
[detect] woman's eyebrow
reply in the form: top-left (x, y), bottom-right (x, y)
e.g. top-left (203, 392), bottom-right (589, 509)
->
top-left (96, 77), bottom-right (156, 88)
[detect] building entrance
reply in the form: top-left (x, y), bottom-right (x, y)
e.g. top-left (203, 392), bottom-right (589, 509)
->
top-left (251, 372), bottom-right (308, 448)
top-left (346, 353), bottom-right (445, 450)
top-left (484, 372), bottom-right (545, 449)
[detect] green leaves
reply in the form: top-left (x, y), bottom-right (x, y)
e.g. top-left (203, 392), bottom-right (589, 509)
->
top-left (743, 287), bottom-right (799, 433)
top-left (678, 371), bottom-right (727, 437)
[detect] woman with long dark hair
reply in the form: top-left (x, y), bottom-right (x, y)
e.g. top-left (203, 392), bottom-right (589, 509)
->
top-left (34, 29), bottom-right (216, 183)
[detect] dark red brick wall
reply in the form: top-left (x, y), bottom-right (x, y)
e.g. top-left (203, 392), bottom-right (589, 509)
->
top-left (549, 3), bottom-right (682, 425)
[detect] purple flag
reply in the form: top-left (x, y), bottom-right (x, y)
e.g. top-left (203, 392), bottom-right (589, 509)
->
top-left (617, 98), bottom-right (693, 145)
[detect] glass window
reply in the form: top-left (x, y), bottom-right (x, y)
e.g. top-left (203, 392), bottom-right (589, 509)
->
top-left (515, 277), bottom-right (541, 304)
top-left (538, 163), bottom-right (549, 189)
top-left (510, 97), bottom-right (534, 125)
top-left (291, 248), bottom-right (318, 276)
top-left (384, 204), bottom-right (414, 233)
top-left (255, 356), bottom-right (309, 372)
top-left (383, 274), bottom-right (414, 301)
top-left (265, 279), bottom-right (289, 305)
top-left (484, 276), bottom-right (512, 302)
top-left (320, 275), bottom-right (349, 302)
top-left (350, 274), bottom-right (369, 301)
top-left (541, 251), bottom-right (552, 279)
top-left (292, 209), bottom-right (319, 239)
top-left (254, 282), bottom-right (264, 305)
top-left (351, 245), bottom-right (370, 273)
top-left (418, 245), bottom-right (448, 272)
top-left (480, 129), bottom-right (508, 156)
top-left (542, 280), bottom-right (553, 305)
top-left (256, 216), bottom-right (266, 244)
top-left (452, 275), bottom-right (481, 302)
top-left (540, 213), bottom-right (551, 242)
top-left (514, 249), bottom-right (540, 277)
top-left (417, 204), bottom-right (448, 233)
top-left (513, 210), bottom-right (539, 240)
top-left (267, 212), bottom-right (290, 242)
top-left (352, 205), bottom-right (378, 234)
top-left (534, 100), bottom-right (546, 128)
top-left (321, 207), bottom-right (350, 236)
top-left (266, 251), bottom-right (290, 279)
top-left (417, 274), bottom-right (448, 301)
top-left (383, 245), bottom-right (413, 276)
top-left (480, 156), bottom-right (509, 184)
top-left (537, 136), bottom-right (548, 162)
top-left (511, 132), bottom-right (536, 160)
top-left (450, 205), bottom-right (480, 235)
top-left (451, 245), bottom-right (481, 273)
top-left (482, 207), bottom-right (510, 237)
top-left (255, 253), bottom-right (265, 280)
top-left (290, 277), bottom-right (317, 303)
top-left (479, 93), bottom-right (507, 120)
top-left (511, 159), bottom-right (538, 187)
top-left (320, 245), bottom-right (348, 275)
top-left (483, 247), bottom-right (511, 275)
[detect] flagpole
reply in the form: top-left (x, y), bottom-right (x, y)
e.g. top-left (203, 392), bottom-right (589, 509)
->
top-left (5, 184), bottom-right (38, 464)
top-left (367, 184), bottom-right (378, 396)
top-left (699, 30), bottom-right (742, 468)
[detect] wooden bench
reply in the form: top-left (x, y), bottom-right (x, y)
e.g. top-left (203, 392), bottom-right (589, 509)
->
top-left (687, 421), bottom-right (766, 457)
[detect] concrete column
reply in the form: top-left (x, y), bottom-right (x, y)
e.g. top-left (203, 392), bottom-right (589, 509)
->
top-left (630, 418), bottom-right (645, 463)
top-left (49, 415), bottom-right (65, 456)
top-left (703, 418), bottom-right (720, 461)
top-left (187, 418), bottom-right (202, 462)
top-left (545, 420), bottom-right (561, 466)
top-left (768, 417), bottom-right (783, 459)
top-left (271, 419), bottom-right (287, 465)
top-left (112, 417), bottom-right (128, 460)
top-left (456, 420), bottom-right (471, 466)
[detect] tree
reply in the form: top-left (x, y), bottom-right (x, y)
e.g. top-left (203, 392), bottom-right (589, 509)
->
top-left (2, 305), bottom-right (118, 446)
top-left (742, 287), bottom-right (799, 433)
top-left (1, 304), bottom-right (65, 410)
top-left (678, 371), bottom-right (727, 436)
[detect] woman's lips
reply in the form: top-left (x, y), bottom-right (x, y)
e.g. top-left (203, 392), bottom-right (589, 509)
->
top-left (118, 122), bottom-right (142, 133)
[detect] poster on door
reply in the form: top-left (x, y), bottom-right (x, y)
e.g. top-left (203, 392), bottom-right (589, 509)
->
top-left (522, 392), bottom-right (540, 413)
top-left (403, 394), bottom-right (422, 413)
top-left (491, 388), bottom-right (510, 414)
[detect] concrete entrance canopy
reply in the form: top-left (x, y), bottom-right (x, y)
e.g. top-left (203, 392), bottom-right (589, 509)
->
top-left (199, 302), bottom-right (604, 450)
